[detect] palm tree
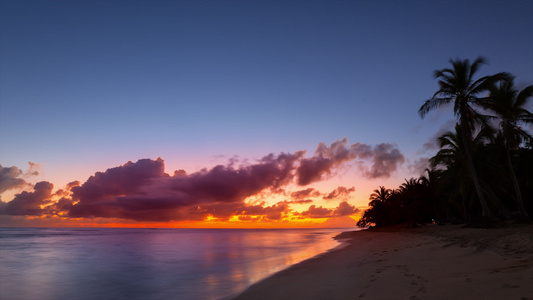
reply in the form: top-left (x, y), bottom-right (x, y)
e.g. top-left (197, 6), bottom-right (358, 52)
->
top-left (419, 57), bottom-right (509, 218)
top-left (486, 78), bottom-right (533, 219)
top-left (357, 186), bottom-right (394, 228)
top-left (419, 168), bottom-right (447, 222)
top-left (399, 177), bottom-right (435, 226)
top-left (369, 186), bottom-right (392, 203)
top-left (431, 124), bottom-right (481, 221)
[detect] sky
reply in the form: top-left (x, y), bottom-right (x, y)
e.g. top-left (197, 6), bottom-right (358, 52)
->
top-left (1, 0), bottom-right (532, 227)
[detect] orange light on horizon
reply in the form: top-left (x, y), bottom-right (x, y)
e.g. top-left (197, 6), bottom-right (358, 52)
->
top-left (12, 213), bottom-right (361, 229)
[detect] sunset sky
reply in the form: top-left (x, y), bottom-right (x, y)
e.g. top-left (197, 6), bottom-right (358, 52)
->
top-left (1, 0), bottom-right (532, 227)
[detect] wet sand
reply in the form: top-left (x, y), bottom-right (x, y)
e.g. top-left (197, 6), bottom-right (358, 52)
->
top-left (233, 224), bottom-right (533, 300)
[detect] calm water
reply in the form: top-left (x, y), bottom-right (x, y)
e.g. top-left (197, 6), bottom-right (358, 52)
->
top-left (0, 227), bottom-right (348, 300)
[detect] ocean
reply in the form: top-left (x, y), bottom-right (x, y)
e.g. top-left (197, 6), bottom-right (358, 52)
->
top-left (0, 227), bottom-right (349, 300)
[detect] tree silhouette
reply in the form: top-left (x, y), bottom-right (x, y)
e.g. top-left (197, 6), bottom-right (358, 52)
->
top-left (419, 57), bottom-right (509, 218)
top-left (485, 78), bottom-right (533, 219)
top-left (357, 186), bottom-right (395, 227)
top-left (358, 59), bottom-right (533, 228)
top-left (369, 186), bottom-right (392, 203)
top-left (430, 124), bottom-right (490, 222)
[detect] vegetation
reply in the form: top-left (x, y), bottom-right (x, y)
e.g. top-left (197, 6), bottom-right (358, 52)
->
top-left (358, 57), bottom-right (533, 228)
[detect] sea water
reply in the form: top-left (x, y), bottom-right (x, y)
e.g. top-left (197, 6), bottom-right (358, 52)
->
top-left (0, 227), bottom-right (347, 300)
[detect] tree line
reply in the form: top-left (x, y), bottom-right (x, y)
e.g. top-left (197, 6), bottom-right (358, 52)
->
top-left (357, 57), bottom-right (533, 228)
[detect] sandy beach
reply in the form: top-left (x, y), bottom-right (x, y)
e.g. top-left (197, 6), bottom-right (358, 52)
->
top-left (233, 224), bottom-right (533, 300)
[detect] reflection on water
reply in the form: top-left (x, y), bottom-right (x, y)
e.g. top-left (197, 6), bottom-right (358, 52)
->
top-left (0, 228), bottom-right (347, 300)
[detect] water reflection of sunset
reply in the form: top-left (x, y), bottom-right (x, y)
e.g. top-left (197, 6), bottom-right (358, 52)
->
top-left (200, 228), bottom-right (344, 298)
top-left (1, 228), bottom-right (344, 300)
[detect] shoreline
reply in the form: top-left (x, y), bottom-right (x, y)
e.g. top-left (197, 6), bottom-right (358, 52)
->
top-left (232, 224), bottom-right (533, 300)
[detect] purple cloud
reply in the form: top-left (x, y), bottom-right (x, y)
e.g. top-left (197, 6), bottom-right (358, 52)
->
top-left (0, 164), bottom-right (31, 194)
top-left (290, 188), bottom-right (320, 200)
top-left (1, 181), bottom-right (53, 216)
top-left (297, 201), bottom-right (358, 218)
top-left (68, 153), bottom-right (302, 221)
top-left (323, 186), bottom-right (355, 200)
top-left (0, 138), bottom-right (403, 222)
top-left (296, 138), bottom-right (357, 185)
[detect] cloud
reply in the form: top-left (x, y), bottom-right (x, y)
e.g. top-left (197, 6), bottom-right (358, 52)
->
top-left (0, 138), bottom-right (404, 223)
top-left (298, 205), bottom-right (332, 218)
top-left (1, 181), bottom-right (54, 216)
top-left (24, 162), bottom-right (40, 178)
top-left (180, 201), bottom-right (292, 222)
top-left (323, 186), bottom-right (355, 201)
top-left (0, 163), bottom-right (33, 194)
top-left (68, 153), bottom-right (303, 221)
top-left (408, 157), bottom-right (430, 177)
top-left (238, 215), bottom-right (261, 222)
top-left (357, 143), bottom-right (405, 179)
top-left (296, 138), bottom-right (405, 185)
top-left (296, 138), bottom-right (357, 185)
top-left (333, 201), bottom-right (359, 216)
top-left (282, 199), bottom-right (313, 204)
top-left (243, 202), bottom-right (290, 220)
top-left (290, 188), bottom-right (320, 200)
top-left (70, 158), bottom-right (166, 205)
top-left (53, 181), bottom-right (81, 198)
top-left (297, 201), bottom-right (358, 219)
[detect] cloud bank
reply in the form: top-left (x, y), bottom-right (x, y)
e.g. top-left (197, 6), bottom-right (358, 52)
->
top-left (0, 139), bottom-right (404, 222)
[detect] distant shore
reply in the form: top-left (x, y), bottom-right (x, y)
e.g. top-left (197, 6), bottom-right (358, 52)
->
top-left (232, 224), bottom-right (533, 300)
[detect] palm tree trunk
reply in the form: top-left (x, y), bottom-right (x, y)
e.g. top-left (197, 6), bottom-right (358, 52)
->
top-left (505, 146), bottom-right (529, 219)
top-left (460, 122), bottom-right (492, 218)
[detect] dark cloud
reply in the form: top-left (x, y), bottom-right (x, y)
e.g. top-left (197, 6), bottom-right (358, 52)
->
top-left (297, 201), bottom-right (358, 219)
top-left (68, 153), bottom-right (302, 221)
top-left (296, 138), bottom-right (356, 185)
top-left (0, 139), bottom-right (404, 223)
top-left (46, 197), bottom-right (75, 215)
top-left (298, 205), bottom-right (333, 218)
top-left (43, 181), bottom-right (81, 216)
top-left (70, 158), bottom-right (166, 205)
top-left (180, 201), bottom-right (291, 222)
top-left (1, 181), bottom-right (53, 216)
top-left (244, 202), bottom-right (290, 220)
top-left (290, 188), bottom-right (320, 200)
top-left (333, 201), bottom-right (359, 216)
top-left (0, 164), bottom-right (29, 193)
top-left (323, 186), bottom-right (355, 200)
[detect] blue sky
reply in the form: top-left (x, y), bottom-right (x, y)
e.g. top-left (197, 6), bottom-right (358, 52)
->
top-left (1, 0), bottom-right (532, 219)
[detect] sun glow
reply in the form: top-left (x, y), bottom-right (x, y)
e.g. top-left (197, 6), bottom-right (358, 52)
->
top-left (9, 211), bottom-right (361, 228)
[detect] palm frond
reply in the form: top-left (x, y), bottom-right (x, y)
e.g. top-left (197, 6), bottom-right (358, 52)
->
top-left (468, 57), bottom-right (487, 83)
top-left (515, 85), bottom-right (533, 108)
top-left (418, 97), bottom-right (452, 118)
top-left (468, 72), bottom-right (510, 97)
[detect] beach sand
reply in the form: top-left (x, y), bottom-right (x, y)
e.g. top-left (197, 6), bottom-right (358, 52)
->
top-left (232, 224), bottom-right (533, 300)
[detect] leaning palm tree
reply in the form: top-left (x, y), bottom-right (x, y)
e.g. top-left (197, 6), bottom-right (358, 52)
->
top-left (419, 57), bottom-right (509, 218)
top-left (486, 78), bottom-right (533, 219)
